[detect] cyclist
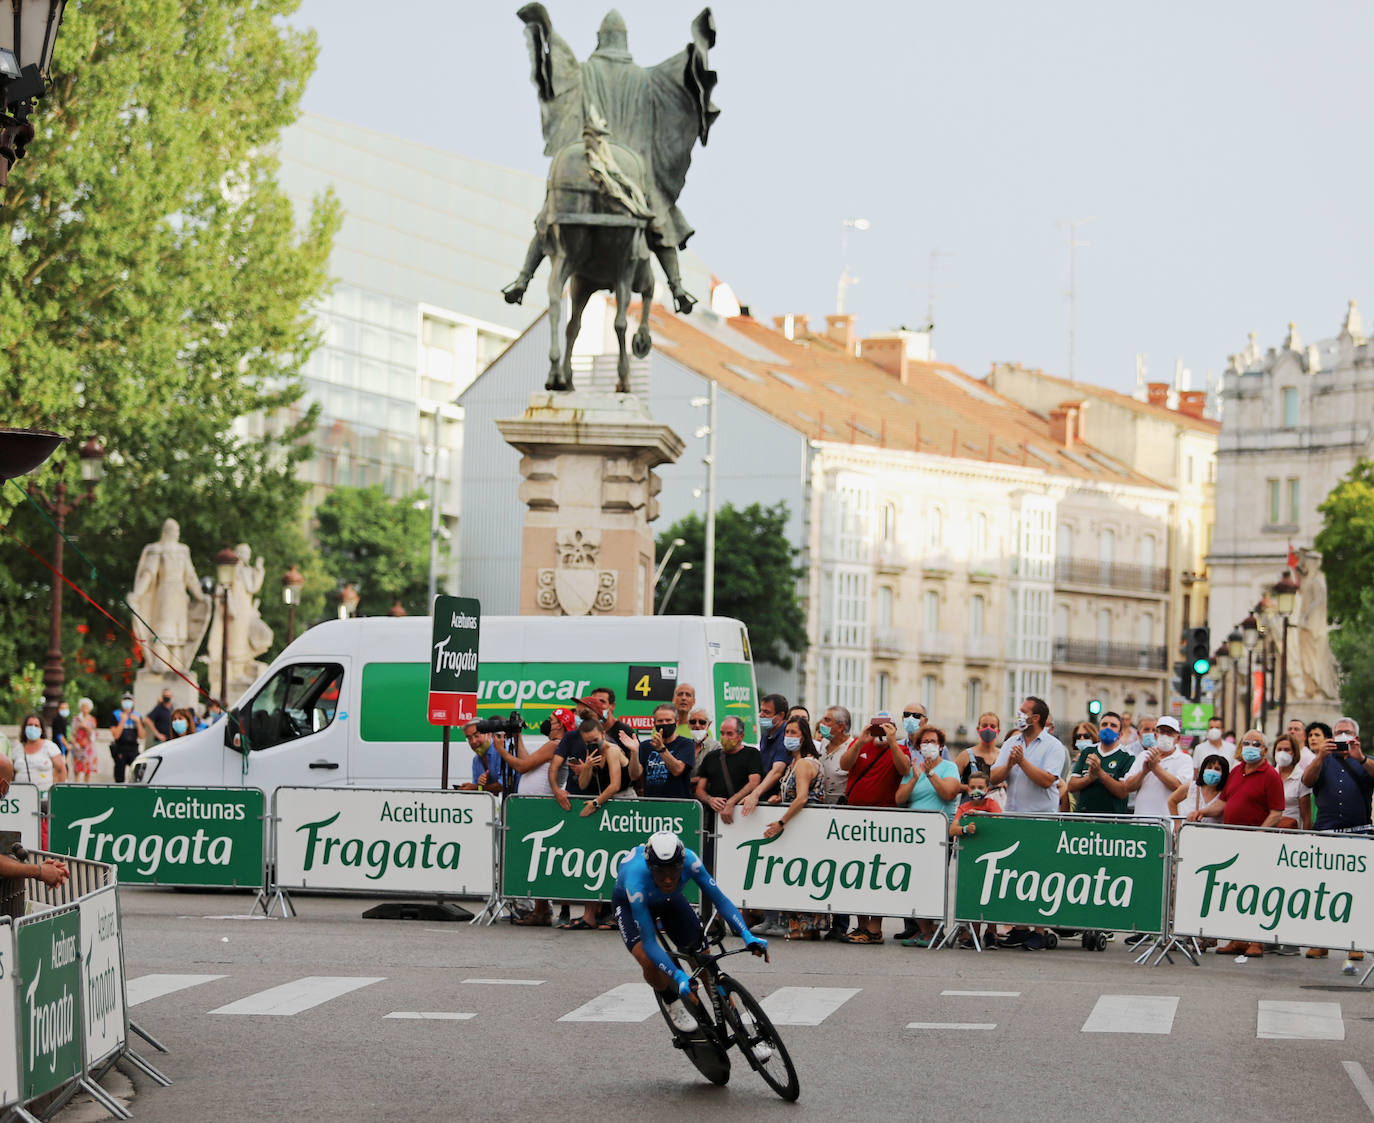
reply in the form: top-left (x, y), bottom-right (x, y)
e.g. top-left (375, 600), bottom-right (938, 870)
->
top-left (613, 830), bottom-right (768, 1032)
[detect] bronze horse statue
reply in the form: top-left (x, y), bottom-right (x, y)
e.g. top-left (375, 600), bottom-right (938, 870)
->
top-left (503, 6), bottom-right (719, 394)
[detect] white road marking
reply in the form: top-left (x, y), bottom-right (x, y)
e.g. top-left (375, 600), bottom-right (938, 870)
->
top-left (461, 978), bottom-right (545, 986)
top-left (210, 976), bottom-right (384, 1016)
top-left (1257, 1000), bottom-right (1344, 1040)
top-left (905, 1022), bottom-right (996, 1031)
top-left (1343, 1061), bottom-right (1374, 1116)
top-left (1082, 994), bottom-right (1179, 1034)
top-left (127, 974), bottom-right (226, 1007)
top-left (941, 990), bottom-right (1021, 998)
top-left (558, 983), bottom-right (659, 1023)
top-left (759, 987), bottom-right (860, 1026)
top-left (384, 1012), bottom-right (476, 1021)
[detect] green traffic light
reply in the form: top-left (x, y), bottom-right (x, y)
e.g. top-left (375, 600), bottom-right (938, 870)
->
top-left (1192, 657), bottom-right (1211, 675)
top-left (1087, 699), bottom-right (1102, 716)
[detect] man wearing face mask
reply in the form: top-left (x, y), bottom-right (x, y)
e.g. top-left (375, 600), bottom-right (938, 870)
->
top-left (147, 689), bottom-right (175, 744)
top-left (899, 702), bottom-right (928, 756)
top-left (989, 697), bottom-right (1066, 816)
top-left (1301, 718), bottom-right (1374, 832)
top-left (1123, 715), bottom-right (1193, 819)
top-left (747, 694), bottom-right (791, 807)
top-left (1067, 712), bottom-right (1134, 815)
top-left (692, 715), bottom-right (761, 826)
top-left (637, 703), bottom-right (695, 800)
top-left (108, 693), bottom-right (150, 784)
top-left (1193, 716), bottom-right (1225, 777)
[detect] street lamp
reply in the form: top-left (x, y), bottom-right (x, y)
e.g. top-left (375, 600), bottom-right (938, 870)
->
top-left (1214, 646), bottom-right (1231, 736)
top-left (1227, 629), bottom-right (1243, 662)
top-left (281, 565), bottom-right (304, 645)
top-left (0, 0), bottom-right (69, 186)
top-left (654, 537), bottom-right (686, 585)
top-left (1273, 569), bottom-right (1299, 732)
top-left (215, 546), bottom-right (238, 707)
top-left (30, 437), bottom-right (104, 723)
top-left (1241, 613), bottom-right (1259, 729)
top-left (658, 561), bottom-right (692, 615)
top-left (338, 582), bottom-right (360, 621)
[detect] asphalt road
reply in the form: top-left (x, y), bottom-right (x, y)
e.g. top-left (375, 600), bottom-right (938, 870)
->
top-left (64, 891), bottom-right (1374, 1122)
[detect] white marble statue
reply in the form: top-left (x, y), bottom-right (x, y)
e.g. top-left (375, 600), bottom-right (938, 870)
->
top-left (207, 543), bottom-right (273, 688)
top-left (1290, 549), bottom-right (1341, 702)
top-left (127, 518), bottom-right (210, 672)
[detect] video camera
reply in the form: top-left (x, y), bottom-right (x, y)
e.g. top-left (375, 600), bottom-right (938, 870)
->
top-left (473, 710), bottom-right (523, 737)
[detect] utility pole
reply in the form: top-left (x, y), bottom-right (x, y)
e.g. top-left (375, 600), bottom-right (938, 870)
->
top-left (703, 380), bottom-right (717, 617)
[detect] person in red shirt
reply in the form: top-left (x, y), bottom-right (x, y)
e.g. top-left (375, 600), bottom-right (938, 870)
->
top-left (950, 771), bottom-right (1001, 948)
top-left (837, 713), bottom-right (910, 944)
top-left (1187, 728), bottom-right (1283, 957)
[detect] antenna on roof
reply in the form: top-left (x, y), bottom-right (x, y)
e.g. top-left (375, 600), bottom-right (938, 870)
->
top-left (837, 217), bottom-right (869, 314)
top-left (1058, 217), bottom-right (1093, 381)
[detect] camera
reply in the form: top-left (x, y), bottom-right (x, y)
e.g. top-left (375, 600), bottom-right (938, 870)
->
top-left (474, 711), bottom-right (523, 737)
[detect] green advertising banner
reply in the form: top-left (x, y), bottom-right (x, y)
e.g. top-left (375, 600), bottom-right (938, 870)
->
top-left (428, 595), bottom-right (480, 726)
top-left (954, 815), bottom-right (1169, 933)
top-left (502, 795), bottom-right (702, 903)
top-left (1180, 702), bottom-right (1213, 736)
top-left (17, 908), bottom-right (82, 1101)
top-left (49, 785), bottom-right (266, 888)
top-left (361, 660), bottom-right (681, 742)
top-left (713, 661), bottom-right (757, 743)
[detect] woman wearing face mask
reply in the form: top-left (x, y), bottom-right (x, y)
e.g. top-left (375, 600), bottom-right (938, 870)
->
top-left (72, 698), bottom-right (99, 782)
top-left (169, 708), bottom-right (197, 739)
top-left (11, 715), bottom-right (68, 849)
top-left (1270, 734), bottom-right (1311, 831)
top-left (897, 727), bottom-right (961, 947)
top-left (956, 712), bottom-right (1004, 800)
top-left (1171, 753), bottom-right (1228, 823)
top-left (762, 718), bottom-right (823, 939)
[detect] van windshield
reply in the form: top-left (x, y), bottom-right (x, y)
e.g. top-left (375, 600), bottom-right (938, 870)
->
top-left (245, 663), bottom-right (344, 752)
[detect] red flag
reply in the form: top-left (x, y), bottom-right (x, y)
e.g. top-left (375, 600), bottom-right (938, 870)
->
top-left (1287, 542), bottom-right (1299, 569)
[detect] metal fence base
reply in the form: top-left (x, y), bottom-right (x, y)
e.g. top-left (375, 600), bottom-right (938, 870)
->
top-left (251, 888), bottom-right (296, 919)
top-left (1132, 934), bottom-right (1199, 967)
top-left (121, 1048), bottom-right (172, 1087)
top-left (129, 1019), bottom-right (168, 1054)
top-left (8, 1106), bottom-right (42, 1122)
top-left (76, 1075), bottom-right (131, 1121)
top-left (471, 893), bottom-right (504, 926)
top-left (360, 900), bottom-right (474, 922)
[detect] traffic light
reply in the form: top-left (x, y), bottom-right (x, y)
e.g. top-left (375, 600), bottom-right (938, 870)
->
top-left (1087, 699), bottom-right (1102, 720)
top-left (1173, 661), bottom-right (1194, 702)
top-left (1187, 626), bottom-right (1211, 678)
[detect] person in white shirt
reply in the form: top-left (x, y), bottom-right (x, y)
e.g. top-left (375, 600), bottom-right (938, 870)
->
top-left (1123, 715), bottom-right (1192, 818)
top-left (989, 696), bottom-right (1067, 815)
top-left (1192, 716), bottom-right (1225, 776)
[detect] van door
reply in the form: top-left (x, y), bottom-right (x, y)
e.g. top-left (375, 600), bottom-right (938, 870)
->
top-left (225, 658), bottom-right (351, 792)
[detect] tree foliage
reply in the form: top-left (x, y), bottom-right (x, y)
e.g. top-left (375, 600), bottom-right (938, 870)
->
top-left (314, 486), bottom-right (435, 618)
top-left (0, 0), bottom-right (339, 717)
top-left (1315, 458), bottom-right (1374, 625)
top-left (654, 501), bottom-right (806, 669)
top-left (1330, 589), bottom-right (1374, 741)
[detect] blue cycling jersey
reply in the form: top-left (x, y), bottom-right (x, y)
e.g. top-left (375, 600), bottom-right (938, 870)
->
top-left (614, 845), bottom-right (755, 980)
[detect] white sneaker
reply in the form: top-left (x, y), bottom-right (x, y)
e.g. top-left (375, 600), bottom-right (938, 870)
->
top-left (666, 999), bottom-right (697, 1033)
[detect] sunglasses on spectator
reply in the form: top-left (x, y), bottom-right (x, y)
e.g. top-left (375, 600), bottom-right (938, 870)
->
top-left (1242, 740), bottom-right (1263, 748)
top-left (903, 711), bottom-right (925, 720)
top-left (688, 720), bottom-right (710, 727)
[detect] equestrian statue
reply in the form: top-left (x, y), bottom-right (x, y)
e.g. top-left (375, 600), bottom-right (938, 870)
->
top-left (503, 6), bottom-right (719, 393)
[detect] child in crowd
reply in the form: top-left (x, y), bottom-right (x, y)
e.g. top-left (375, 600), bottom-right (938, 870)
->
top-left (950, 771), bottom-right (1001, 948)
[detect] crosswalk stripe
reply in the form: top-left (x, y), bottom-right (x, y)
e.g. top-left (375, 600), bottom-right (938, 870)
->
top-left (942, 990), bottom-right (1021, 998)
top-left (462, 978), bottom-right (544, 986)
top-left (760, 987), bottom-right (860, 1026)
top-left (127, 974), bottom-right (227, 1007)
top-left (1343, 1062), bottom-right (1374, 1116)
top-left (1082, 995), bottom-right (1179, 1034)
top-left (384, 1012), bottom-right (476, 1021)
top-left (558, 983), bottom-right (659, 1023)
top-left (906, 1022), bottom-right (996, 1031)
top-left (1257, 1000), bottom-right (1344, 1040)
top-left (210, 976), bottom-right (384, 1016)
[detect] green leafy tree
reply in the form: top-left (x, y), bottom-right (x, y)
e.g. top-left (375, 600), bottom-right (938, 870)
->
top-left (314, 486), bottom-right (436, 618)
top-left (1330, 588), bottom-right (1374, 739)
top-left (1315, 458), bottom-right (1374, 624)
top-left (654, 501), bottom-right (806, 669)
top-left (0, 0), bottom-right (339, 717)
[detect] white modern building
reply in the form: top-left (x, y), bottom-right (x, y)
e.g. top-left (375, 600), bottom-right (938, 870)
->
top-left (460, 308), bottom-right (1179, 728)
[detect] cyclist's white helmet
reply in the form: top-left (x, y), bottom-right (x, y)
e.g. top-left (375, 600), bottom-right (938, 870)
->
top-left (645, 830), bottom-right (685, 868)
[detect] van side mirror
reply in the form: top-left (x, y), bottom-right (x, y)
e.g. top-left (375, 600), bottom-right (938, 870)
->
top-left (225, 711), bottom-right (244, 753)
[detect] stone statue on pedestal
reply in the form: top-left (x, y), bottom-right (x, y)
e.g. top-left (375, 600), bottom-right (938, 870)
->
top-left (128, 518), bottom-right (209, 674)
top-left (503, 5), bottom-right (719, 393)
top-left (1289, 549), bottom-right (1341, 702)
top-left (207, 543), bottom-right (273, 697)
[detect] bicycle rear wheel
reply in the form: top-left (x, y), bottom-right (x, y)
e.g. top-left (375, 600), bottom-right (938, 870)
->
top-left (655, 990), bottom-right (730, 1086)
top-left (718, 976), bottom-right (799, 1101)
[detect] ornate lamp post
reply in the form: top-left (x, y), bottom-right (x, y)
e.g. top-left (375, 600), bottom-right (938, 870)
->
top-left (1227, 629), bottom-right (1244, 733)
top-left (30, 437), bottom-right (104, 723)
top-left (215, 546), bottom-right (238, 706)
top-left (1241, 613), bottom-right (1260, 730)
top-left (281, 564), bottom-right (304, 645)
top-left (338, 582), bottom-right (360, 621)
top-left (0, 0), bottom-right (69, 185)
top-left (1273, 569), bottom-right (1299, 733)
top-left (1214, 647), bottom-right (1231, 734)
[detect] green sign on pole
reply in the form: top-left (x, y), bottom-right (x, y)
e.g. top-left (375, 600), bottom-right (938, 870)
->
top-left (502, 796), bottom-right (703, 903)
top-left (49, 786), bottom-right (266, 888)
top-left (1180, 702), bottom-right (1214, 736)
top-left (954, 815), bottom-right (1169, 933)
top-left (713, 661), bottom-right (757, 743)
top-left (428, 595), bottom-right (481, 726)
top-left (18, 909), bottom-right (82, 1101)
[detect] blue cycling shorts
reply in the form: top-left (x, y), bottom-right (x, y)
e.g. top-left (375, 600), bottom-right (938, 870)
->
top-left (611, 886), bottom-right (703, 955)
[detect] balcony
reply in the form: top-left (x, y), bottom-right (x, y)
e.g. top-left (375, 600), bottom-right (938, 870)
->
top-left (921, 551), bottom-right (955, 577)
top-left (964, 634), bottom-right (999, 662)
top-left (918, 631), bottom-right (956, 660)
top-left (968, 557), bottom-right (1001, 583)
top-left (874, 541), bottom-right (909, 574)
top-left (1052, 638), bottom-right (1167, 673)
top-left (1054, 557), bottom-right (1168, 595)
top-left (872, 628), bottom-right (906, 658)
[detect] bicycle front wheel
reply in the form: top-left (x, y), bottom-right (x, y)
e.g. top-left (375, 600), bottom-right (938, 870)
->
top-left (655, 989), bottom-right (730, 1086)
top-left (718, 976), bottom-right (799, 1102)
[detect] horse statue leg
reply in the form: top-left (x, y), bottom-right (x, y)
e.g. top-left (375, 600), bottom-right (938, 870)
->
top-left (631, 254), bottom-right (654, 359)
top-left (562, 273), bottom-right (596, 391)
top-left (545, 246), bottom-right (570, 391)
top-left (613, 264), bottom-right (634, 394)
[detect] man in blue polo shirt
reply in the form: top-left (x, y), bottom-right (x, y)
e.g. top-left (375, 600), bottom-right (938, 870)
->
top-left (1301, 718), bottom-right (1374, 832)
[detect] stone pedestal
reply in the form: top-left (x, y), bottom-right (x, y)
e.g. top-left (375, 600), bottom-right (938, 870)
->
top-left (133, 668), bottom-right (202, 716)
top-left (496, 392), bottom-right (684, 616)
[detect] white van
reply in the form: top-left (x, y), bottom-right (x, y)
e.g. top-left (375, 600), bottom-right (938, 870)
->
top-left (131, 614), bottom-right (758, 801)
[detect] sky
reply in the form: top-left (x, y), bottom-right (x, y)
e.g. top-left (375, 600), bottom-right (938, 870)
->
top-left (291, 0), bottom-right (1374, 394)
